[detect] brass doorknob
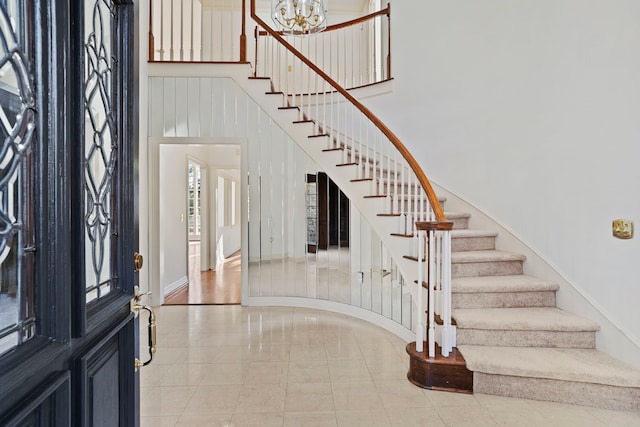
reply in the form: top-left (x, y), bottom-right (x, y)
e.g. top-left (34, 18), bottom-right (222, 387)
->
top-left (134, 252), bottom-right (144, 272)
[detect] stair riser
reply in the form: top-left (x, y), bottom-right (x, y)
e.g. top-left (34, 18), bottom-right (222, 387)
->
top-left (365, 182), bottom-right (420, 195)
top-left (457, 330), bottom-right (596, 349)
top-left (452, 261), bottom-right (523, 278)
top-left (350, 170), bottom-right (401, 182)
top-left (452, 291), bottom-right (556, 309)
top-left (450, 218), bottom-right (469, 229)
top-left (372, 199), bottom-right (434, 216)
top-left (473, 373), bottom-right (640, 411)
top-left (452, 236), bottom-right (495, 252)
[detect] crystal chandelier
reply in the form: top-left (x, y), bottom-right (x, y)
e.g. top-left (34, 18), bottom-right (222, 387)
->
top-left (272, 0), bottom-right (328, 35)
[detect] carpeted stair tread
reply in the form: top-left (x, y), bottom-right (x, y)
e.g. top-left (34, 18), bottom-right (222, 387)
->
top-left (452, 307), bottom-right (600, 331)
top-left (444, 212), bottom-right (470, 220)
top-left (450, 229), bottom-right (498, 238)
top-left (451, 250), bottom-right (526, 263)
top-left (458, 345), bottom-right (640, 388)
top-left (452, 275), bottom-right (559, 293)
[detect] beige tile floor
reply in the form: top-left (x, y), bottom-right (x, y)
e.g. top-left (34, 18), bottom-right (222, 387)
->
top-left (140, 305), bottom-right (640, 427)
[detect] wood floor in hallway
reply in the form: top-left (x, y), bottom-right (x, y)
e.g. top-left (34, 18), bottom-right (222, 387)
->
top-left (164, 243), bottom-right (241, 305)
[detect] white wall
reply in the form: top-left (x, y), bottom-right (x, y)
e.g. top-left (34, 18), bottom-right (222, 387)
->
top-left (147, 76), bottom-right (399, 313)
top-left (218, 225), bottom-right (241, 259)
top-left (159, 146), bottom-right (188, 294)
top-left (216, 169), bottom-right (242, 260)
top-left (362, 0), bottom-right (640, 367)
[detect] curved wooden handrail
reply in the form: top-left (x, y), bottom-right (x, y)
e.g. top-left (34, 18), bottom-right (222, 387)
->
top-left (257, 4), bottom-right (390, 36)
top-left (324, 4), bottom-right (389, 32)
top-left (416, 222), bottom-right (454, 231)
top-left (250, 0), bottom-right (446, 223)
top-left (255, 4), bottom-right (392, 83)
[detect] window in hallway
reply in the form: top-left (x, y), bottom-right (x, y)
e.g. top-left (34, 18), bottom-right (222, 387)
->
top-left (187, 161), bottom-right (202, 241)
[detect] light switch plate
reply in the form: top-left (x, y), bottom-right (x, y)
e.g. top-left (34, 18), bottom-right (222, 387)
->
top-left (612, 219), bottom-right (633, 239)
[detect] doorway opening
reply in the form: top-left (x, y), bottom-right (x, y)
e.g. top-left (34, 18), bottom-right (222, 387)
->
top-left (159, 144), bottom-right (242, 305)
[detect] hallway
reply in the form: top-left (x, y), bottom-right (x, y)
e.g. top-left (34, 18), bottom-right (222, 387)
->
top-left (164, 243), bottom-right (241, 305)
top-left (139, 306), bottom-right (640, 426)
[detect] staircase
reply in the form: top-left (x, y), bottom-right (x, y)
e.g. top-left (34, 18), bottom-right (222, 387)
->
top-left (420, 204), bottom-right (640, 411)
top-left (238, 70), bottom-right (640, 411)
top-left (241, 14), bottom-right (640, 413)
top-left (147, 0), bottom-right (640, 412)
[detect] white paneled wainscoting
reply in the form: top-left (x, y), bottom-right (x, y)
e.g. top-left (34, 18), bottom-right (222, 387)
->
top-left (147, 71), bottom-right (417, 339)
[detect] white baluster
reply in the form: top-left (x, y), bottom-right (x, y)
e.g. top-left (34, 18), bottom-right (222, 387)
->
top-left (159, 0), bottom-right (165, 60)
top-left (441, 230), bottom-right (454, 356)
top-left (209, 4), bottom-right (213, 60)
top-left (351, 25), bottom-right (356, 88)
top-left (435, 230), bottom-right (442, 315)
top-left (284, 47), bottom-right (289, 104)
top-left (330, 84), bottom-right (334, 140)
top-left (416, 230), bottom-right (425, 353)
top-left (358, 22), bottom-right (363, 86)
top-left (352, 104), bottom-right (357, 174)
top-left (357, 113), bottom-right (362, 179)
top-left (322, 79), bottom-right (327, 137)
top-left (428, 229), bottom-right (436, 358)
top-left (308, 38), bottom-right (312, 121)
top-left (416, 175), bottom-right (421, 225)
top-left (224, 0), bottom-right (229, 61)
top-left (169, 0), bottom-right (174, 60)
top-left (200, 2), bottom-right (204, 60)
top-left (387, 152), bottom-right (401, 214)
top-left (316, 78), bottom-right (321, 135)
top-left (261, 31), bottom-right (266, 80)
top-left (179, 0), bottom-right (184, 61)
top-left (341, 116), bottom-right (346, 164)
top-left (388, 134), bottom-right (398, 213)
top-left (189, 0), bottom-right (194, 60)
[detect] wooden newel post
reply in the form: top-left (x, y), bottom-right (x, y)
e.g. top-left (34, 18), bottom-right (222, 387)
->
top-left (386, 3), bottom-right (391, 79)
top-left (148, 0), bottom-right (155, 61)
top-left (240, 0), bottom-right (247, 62)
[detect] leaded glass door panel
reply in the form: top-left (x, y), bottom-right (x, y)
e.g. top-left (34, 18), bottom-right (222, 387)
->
top-left (0, 1), bottom-right (140, 425)
top-left (0, 0), bottom-right (36, 359)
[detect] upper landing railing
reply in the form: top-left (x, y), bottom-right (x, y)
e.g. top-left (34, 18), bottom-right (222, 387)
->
top-left (254, 6), bottom-right (391, 89)
top-left (148, 0), bottom-right (390, 89)
top-left (148, 0), bottom-right (248, 62)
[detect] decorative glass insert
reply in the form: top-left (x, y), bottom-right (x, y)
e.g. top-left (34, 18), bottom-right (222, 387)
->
top-left (0, 1), bottom-right (37, 356)
top-left (84, 0), bottom-right (117, 304)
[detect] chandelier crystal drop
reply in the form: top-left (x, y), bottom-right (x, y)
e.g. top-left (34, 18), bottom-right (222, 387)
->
top-left (272, 0), bottom-right (327, 35)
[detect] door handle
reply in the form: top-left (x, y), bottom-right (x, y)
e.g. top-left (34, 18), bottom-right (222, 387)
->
top-left (134, 304), bottom-right (156, 370)
top-left (131, 286), bottom-right (156, 370)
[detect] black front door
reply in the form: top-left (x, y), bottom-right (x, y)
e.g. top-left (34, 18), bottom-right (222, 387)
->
top-left (0, 1), bottom-right (140, 425)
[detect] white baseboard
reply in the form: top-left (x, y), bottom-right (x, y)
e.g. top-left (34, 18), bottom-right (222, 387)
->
top-left (164, 275), bottom-right (188, 297)
top-left (244, 296), bottom-right (416, 343)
